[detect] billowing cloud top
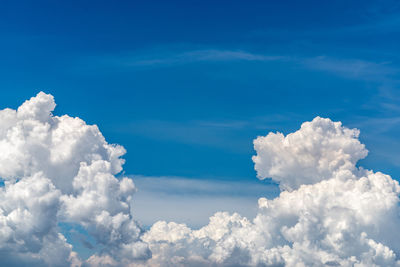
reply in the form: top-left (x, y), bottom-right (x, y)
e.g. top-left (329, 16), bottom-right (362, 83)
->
top-left (0, 92), bottom-right (399, 267)
top-left (252, 116), bottom-right (368, 190)
top-left (0, 92), bottom-right (148, 266)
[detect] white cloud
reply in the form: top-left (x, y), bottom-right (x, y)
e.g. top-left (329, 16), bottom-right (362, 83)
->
top-left (142, 118), bottom-right (400, 267)
top-left (0, 173), bottom-right (75, 266)
top-left (0, 92), bottom-right (150, 266)
top-left (252, 116), bottom-right (368, 190)
top-left (119, 49), bottom-right (285, 68)
top-left (0, 92), bottom-right (400, 266)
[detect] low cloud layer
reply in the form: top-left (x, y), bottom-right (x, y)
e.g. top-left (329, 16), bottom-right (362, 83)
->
top-left (132, 176), bottom-right (279, 228)
top-left (0, 93), bottom-right (399, 266)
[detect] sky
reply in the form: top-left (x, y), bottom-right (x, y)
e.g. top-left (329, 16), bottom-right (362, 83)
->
top-left (1, 0), bottom-right (400, 179)
top-left (1, 1), bottom-right (400, 266)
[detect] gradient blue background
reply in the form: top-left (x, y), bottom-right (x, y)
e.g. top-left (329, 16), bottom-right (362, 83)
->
top-left (1, 0), bottom-right (400, 180)
top-left (2, 0), bottom-right (400, 258)
top-left (1, 0), bottom-right (400, 228)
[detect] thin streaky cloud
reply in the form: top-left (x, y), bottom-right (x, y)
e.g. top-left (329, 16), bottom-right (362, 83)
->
top-left (132, 175), bottom-right (279, 197)
top-left (101, 48), bottom-right (400, 84)
top-left (84, 46), bottom-right (399, 86)
top-left (129, 49), bottom-right (287, 66)
top-left (301, 56), bottom-right (399, 81)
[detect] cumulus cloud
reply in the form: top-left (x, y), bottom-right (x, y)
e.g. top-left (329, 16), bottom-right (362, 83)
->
top-left (252, 116), bottom-right (369, 190)
top-left (142, 119), bottom-right (400, 267)
top-left (0, 92), bottom-right (399, 266)
top-left (0, 92), bottom-right (150, 266)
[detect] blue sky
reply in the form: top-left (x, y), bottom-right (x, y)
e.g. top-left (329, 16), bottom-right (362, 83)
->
top-left (1, 0), bottom-right (400, 229)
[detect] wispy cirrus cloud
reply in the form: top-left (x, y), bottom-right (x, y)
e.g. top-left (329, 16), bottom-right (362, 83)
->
top-left (301, 56), bottom-right (399, 82)
top-left (96, 47), bottom-right (400, 85)
top-left (115, 49), bottom-right (287, 67)
top-left (88, 46), bottom-right (400, 154)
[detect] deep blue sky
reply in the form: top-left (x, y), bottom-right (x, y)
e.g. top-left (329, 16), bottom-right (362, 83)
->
top-left (1, 0), bottom-right (400, 181)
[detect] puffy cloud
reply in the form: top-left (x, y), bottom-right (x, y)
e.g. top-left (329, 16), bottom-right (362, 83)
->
top-left (0, 173), bottom-right (76, 266)
top-left (143, 118), bottom-right (400, 267)
top-left (0, 92), bottom-right (126, 191)
top-left (252, 116), bottom-right (368, 190)
top-left (0, 92), bottom-right (150, 266)
top-left (1, 92), bottom-right (400, 266)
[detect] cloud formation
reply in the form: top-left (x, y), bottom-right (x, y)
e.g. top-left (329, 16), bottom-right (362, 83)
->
top-left (252, 117), bottom-right (368, 190)
top-left (0, 92), bottom-right (399, 266)
top-left (142, 118), bottom-right (400, 267)
top-left (0, 92), bottom-right (149, 266)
